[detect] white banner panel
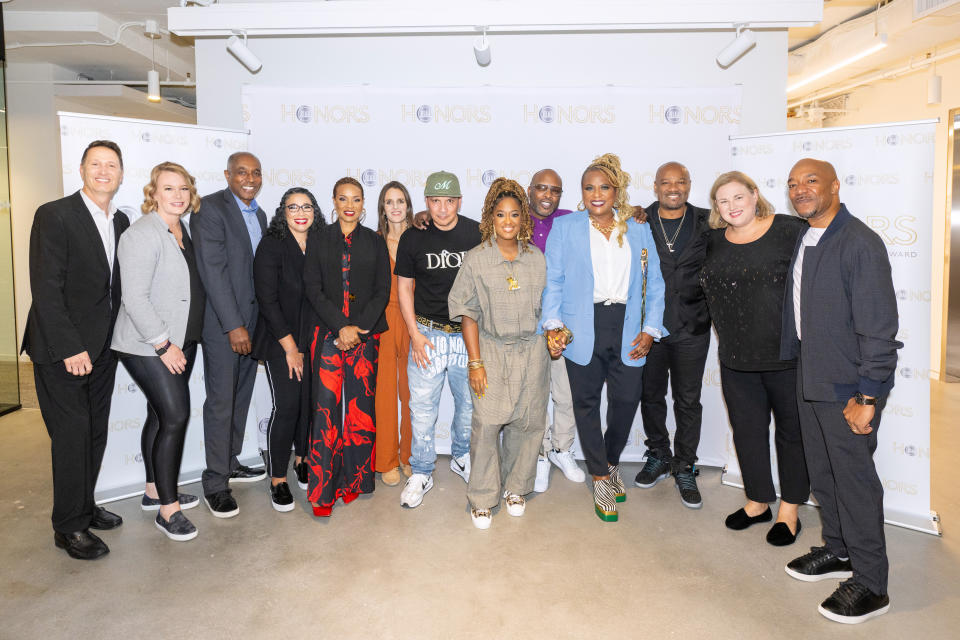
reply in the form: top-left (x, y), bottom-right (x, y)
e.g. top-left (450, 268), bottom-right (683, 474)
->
top-left (730, 120), bottom-right (938, 534)
top-left (57, 113), bottom-right (266, 502)
top-left (242, 85), bottom-right (742, 467)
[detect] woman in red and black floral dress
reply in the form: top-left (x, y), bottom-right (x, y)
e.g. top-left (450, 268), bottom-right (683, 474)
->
top-left (303, 177), bottom-right (391, 516)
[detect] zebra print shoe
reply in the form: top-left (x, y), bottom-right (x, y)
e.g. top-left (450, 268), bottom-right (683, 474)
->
top-left (608, 464), bottom-right (626, 503)
top-left (593, 478), bottom-right (619, 522)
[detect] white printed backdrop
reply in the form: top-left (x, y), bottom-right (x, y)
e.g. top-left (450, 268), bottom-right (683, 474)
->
top-left (58, 113), bottom-right (269, 501)
top-left (242, 85), bottom-right (743, 468)
top-left (730, 121), bottom-right (938, 534)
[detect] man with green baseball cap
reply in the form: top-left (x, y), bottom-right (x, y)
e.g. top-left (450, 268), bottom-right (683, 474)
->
top-left (394, 170), bottom-right (480, 508)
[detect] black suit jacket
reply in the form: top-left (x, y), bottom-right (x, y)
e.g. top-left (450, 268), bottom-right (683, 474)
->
top-left (251, 231), bottom-right (321, 361)
top-left (303, 224), bottom-right (391, 338)
top-left (646, 201), bottom-right (711, 336)
top-left (22, 191), bottom-right (129, 364)
top-left (192, 188), bottom-right (268, 337)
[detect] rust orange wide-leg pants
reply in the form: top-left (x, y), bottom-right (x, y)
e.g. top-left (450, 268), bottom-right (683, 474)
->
top-left (374, 303), bottom-right (412, 472)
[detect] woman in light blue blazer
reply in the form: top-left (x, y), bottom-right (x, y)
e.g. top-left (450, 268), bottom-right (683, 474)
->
top-left (112, 162), bottom-right (206, 542)
top-left (541, 153), bottom-right (666, 522)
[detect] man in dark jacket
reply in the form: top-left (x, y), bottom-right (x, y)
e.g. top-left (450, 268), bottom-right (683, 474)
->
top-left (780, 158), bottom-right (902, 624)
top-left (634, 162), bottom-right (711, 509)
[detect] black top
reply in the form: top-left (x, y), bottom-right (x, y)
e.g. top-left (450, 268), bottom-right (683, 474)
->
top-left (178, 222), bottom-right (205, 346)
top-left (394, 216), bottom-right (481, 324)
top-left (701, 214), bottom-right (806, 371)
top-left (251, 232), bottom-right (319, 361)
top-left (646, 202), bottom-right (711, 336)
top-left (304, 223), bottom-right (391, 339)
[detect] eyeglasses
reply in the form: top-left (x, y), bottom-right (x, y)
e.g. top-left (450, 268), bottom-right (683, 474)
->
top-left (532, 184), bottom-right (562, 196)
top-left (286, 204), bottom-right (314, 213)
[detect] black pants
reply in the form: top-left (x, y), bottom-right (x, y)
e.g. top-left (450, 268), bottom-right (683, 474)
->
top-left (639, 329), bottom-right (710, 468)
top-left (263, 352), bottom-right (311, 478)
top-left (719, 364), bottom-right (809, 505)
top-left (797, 361), bottom-right (888, 595)
top-left (565, 303), bottom-right (645, 477)
top-left (122, 343), bottom-right (197, 505)
top-left (34, 348), bottom-right (118, 533)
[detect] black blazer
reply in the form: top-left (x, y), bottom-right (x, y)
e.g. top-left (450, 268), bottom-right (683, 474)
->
top-left (21, 191), bottom-right (130, 364)
top-left (251, 231), bottom-right (320, 361)
top-left (303, 224), bottom-right (391, 339)
top-left (192, 188), bottom-right (268, 336)
top-left (646, 201), bottom-right (711, 336)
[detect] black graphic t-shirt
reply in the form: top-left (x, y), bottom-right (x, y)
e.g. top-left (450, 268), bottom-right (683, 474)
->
top-left (394, 216), bottom-right (481, 324)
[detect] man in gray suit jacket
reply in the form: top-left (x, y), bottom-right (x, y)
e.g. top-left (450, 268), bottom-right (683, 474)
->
top-left (192, 152), bottom-right (268, 517)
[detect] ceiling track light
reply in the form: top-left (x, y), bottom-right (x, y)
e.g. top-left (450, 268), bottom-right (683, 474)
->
top-left (227, 30), bottom-right (263, 73)
top-left (716, 23), bottom-right (756, 68)
top-left (474, 27), bottom-right (491, 67)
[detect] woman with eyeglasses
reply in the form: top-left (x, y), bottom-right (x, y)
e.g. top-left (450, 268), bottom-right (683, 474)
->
top-left (303, 177), bottom-right (391, 517)
top-left (251, 187), bottom-right (324, 512)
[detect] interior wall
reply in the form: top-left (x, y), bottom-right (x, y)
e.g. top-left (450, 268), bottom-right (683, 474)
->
top-left (810, 55), bottom-right (960, 378)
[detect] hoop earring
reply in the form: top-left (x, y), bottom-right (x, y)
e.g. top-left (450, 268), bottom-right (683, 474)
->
top-left (577, 200), bottom-right (585, 211)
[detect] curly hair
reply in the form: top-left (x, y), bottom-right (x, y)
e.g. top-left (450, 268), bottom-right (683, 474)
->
top-left (265, 187), bottom-right (324, 239)
top-left (479, 177), bottom-right (533, 252)
top-left (582, 153), bottom-right (645, 247)
top-left (331, 177), bottom-right (364, 224)
top-left (708, 171), bottom-right (775, 230)
top-left (141, 161), bottom-right (201, 215)
top-left (377, 181), bottom-right (414, 236)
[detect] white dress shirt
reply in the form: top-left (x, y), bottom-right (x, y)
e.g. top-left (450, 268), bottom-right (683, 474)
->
top-left (793, 226), bottom-right (825, 340)
top-left (80, 189), bottom-right (117, 272)
top-left (589, 223), bottom-right (631, 304)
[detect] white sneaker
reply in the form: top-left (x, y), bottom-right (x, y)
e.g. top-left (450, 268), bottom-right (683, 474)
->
top-left (534, 456), bottom-right (551, 493)
top-left (470, 508), bottom-right (492, 529)
top-left (400, 473), bottom-right (433, 508)
top-left (548, 449), bottom-right (586, 483)
top-left (504, 492), bottom-right (526, 517)
top-left (450, 453), bottom-right (471, 483)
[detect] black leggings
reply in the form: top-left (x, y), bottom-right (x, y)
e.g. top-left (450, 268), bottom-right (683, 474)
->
top-left (122, 343), bottom-right (197, 505)
top-left (263, 352), bottom-right (311, 478)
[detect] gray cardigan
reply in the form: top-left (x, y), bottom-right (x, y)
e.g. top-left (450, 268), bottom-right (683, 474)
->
top-left (111, 212), bottom-right (193, 357)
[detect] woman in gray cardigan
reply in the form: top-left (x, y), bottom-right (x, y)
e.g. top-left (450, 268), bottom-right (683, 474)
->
top-left (112, 162), bottom-right (206, 542)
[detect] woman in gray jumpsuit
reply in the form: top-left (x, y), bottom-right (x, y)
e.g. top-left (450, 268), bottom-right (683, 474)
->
top-left (448, 178), bottom-right (558, 529)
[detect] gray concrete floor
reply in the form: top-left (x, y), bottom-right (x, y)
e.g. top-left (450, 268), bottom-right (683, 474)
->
top-left (1, 382), bottom-right (958, 639)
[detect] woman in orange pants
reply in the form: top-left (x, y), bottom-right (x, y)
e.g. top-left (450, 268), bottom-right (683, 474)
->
top-left (375, 181), bottom-right (414, 486)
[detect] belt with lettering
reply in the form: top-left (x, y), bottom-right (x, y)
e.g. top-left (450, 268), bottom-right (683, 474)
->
top-left (416, 315), bottom-right (462, 334)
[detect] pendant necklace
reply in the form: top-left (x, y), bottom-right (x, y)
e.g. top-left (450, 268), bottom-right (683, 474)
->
top-left (658, 210), bottom-right (686, 253)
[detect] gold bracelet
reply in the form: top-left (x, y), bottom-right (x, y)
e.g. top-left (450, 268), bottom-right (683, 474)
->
top-left (468, 361), bottom-right (485, 370)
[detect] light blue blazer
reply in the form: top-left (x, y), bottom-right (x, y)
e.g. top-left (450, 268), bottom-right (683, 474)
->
top-left (540, 211), bottom-right (667, 367)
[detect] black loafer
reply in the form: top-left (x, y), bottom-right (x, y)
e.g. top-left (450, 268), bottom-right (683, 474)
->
top-left (229, 464), bottom-right (267, 483)
top-left (766, 520), bottom-right (802, 546)
top-left (54, 530), bottom-right (109, 560)
top-left (89, 506), bottom-right (123, 530)
top-left (725, 506), bottom-right (772, 530)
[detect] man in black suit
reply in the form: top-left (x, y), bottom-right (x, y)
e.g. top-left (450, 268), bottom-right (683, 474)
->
top-left (192, 152), bottom-right (268, 518)
top-left (634, 162), bottom-right (712, 509)
top-left (23, 140), bottom-right (130, 560)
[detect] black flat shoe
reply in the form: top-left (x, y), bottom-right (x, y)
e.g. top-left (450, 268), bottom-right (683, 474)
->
top-left (89, 506), bottom-right (123, 530)
top-left (54, 530), bottom-right (109, 560)
top-left (725, 506), bottom-right (772, 530)
top-left (766, 520), bottom-right (802, 546)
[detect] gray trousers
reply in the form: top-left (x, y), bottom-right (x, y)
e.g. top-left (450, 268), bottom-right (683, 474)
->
top-left (201, 333), bottom-right (259, 495)
top-left (542, 355), bottom-right (577, 454)
top-left (797, 368), bottom-right (888, 595)
top-left (468, 407), bottom-right (546, 510)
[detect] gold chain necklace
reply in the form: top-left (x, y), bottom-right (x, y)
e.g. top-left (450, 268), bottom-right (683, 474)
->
top-left (590, 216), bottom-right (616, 235)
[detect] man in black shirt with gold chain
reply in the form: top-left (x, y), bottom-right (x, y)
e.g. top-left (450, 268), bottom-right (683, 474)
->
top-left (634, 162), bottom-right (711, 509)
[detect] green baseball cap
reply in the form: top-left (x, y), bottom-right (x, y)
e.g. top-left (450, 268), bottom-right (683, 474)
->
top-left (424, 170), bottom-right (462, 197)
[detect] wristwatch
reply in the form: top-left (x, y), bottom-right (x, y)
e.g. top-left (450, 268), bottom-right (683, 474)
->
top-left (854, 392), bottom-right (877, 406)
top-left (155, 339), bottom-right (172, 356)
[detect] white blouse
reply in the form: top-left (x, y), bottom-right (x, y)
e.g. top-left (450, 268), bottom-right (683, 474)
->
top-left (590, 223), bottom-right (631, 304)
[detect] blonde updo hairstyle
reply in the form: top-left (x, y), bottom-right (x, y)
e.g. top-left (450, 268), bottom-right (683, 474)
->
top-left (141, 161), bottom-right (201, 215)
top-left (582, 153), bottom-right (645, 247)
top-left (479, 177), bottom-right (533, 252)
top-left (708, 171), bottom-right (775, 229)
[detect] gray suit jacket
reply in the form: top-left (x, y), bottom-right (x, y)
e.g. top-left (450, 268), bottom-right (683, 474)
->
top-left (192, 188), bottom-right (268, 338)
top-left (111, 212), bottom-right (193, 357)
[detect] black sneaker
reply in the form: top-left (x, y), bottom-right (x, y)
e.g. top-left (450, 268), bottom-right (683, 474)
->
top-left (155, 511), bottom-right (198, 542)
top-left (140, 493), bottom-right (200, 512)
top-left (229, 464), bottom-right (267, 483)
top-left (673, 464), bottom-right (702, 509)
top-left (271, 482), bottom-right (295, 512)
top-left (204, 490), bottom-right (240, 518)
top-left (294, 461), bottom-right (309, 490)
top-left (818, 579), bottom-right (890, 624)
top-left (634, 451), bottom-right (671, 488)
top-left (785, 546), bottom-right (854, 582)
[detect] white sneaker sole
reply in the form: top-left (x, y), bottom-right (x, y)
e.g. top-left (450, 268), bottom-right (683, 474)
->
top-left (271, 500), bottom-right (296, 513)
top-left (401, 478), bottom-right (434, 508)
top-left (471, 514), bottom-right (492, 529)
top-left (297, 480), bottom-right (308, 490)
top-left (204, 497), bottom-right (240, 519)
top-left (818, 603), bottom-right (889, 624)
top-left (547, 452), bottom-right (585, 483)
top-left (141, 496), bottom-right (200, 512)
top-left (506, 505), bottom-right (525, 517)
top-left (155, 520), bottom-right (198, 542)
top-left (784, 566), bottom-right (853, 582)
